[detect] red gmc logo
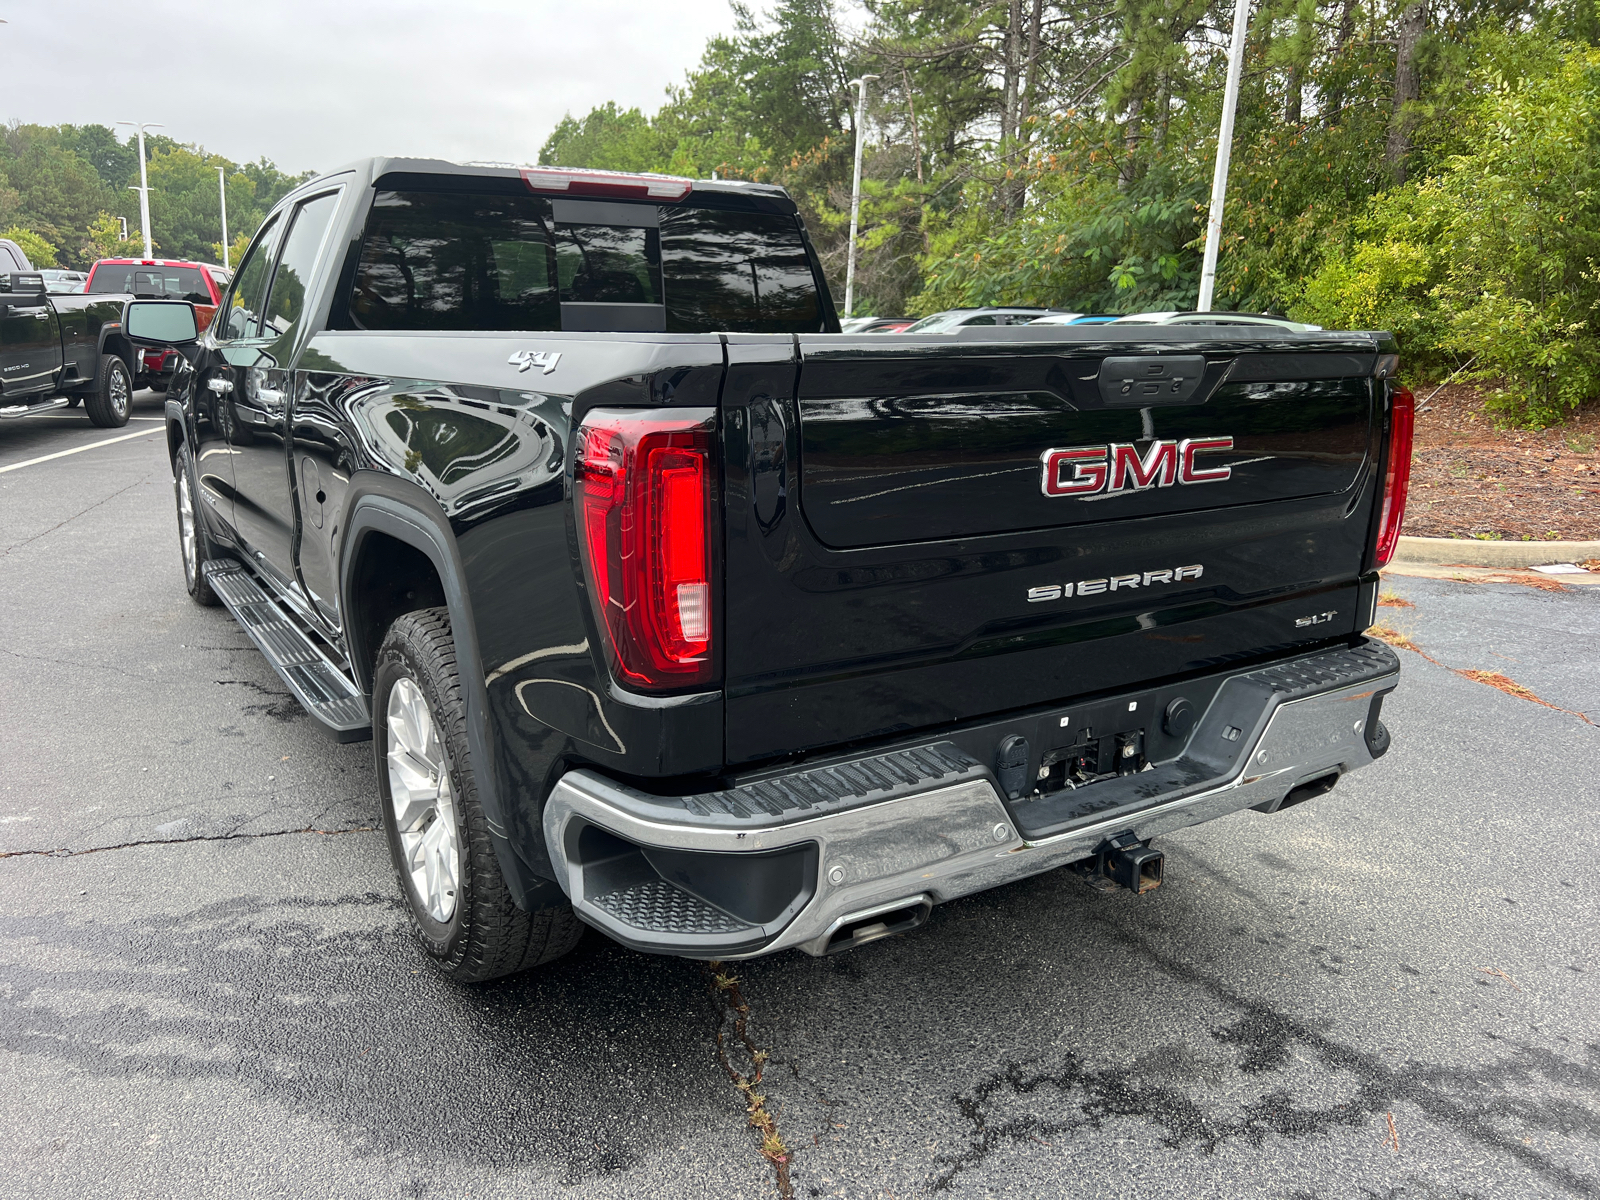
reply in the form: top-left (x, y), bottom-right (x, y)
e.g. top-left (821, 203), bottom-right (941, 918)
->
top-left (1041, 437), bottom-right (1235, 498)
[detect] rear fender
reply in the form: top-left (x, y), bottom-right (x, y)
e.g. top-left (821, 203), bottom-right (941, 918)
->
top-left (340, 472), bottom-right (565, 911)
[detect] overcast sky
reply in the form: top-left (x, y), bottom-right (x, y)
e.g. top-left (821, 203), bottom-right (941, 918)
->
top-left (2, 0), bottom-right (771, 175)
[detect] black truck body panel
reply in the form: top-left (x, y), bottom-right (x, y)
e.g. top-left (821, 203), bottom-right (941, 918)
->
top-left (0, 278), bottom-right (133, 404)
top-left (159, 157), bottom-right (1400, 942)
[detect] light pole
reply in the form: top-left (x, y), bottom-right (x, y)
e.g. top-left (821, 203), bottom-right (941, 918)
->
top-left (1196, 0), bottom-right (1252, 312)
top-left (117, 120), bottom-right (164, 260)
top-left (844, 74), bottom-right (879, 319)
top-left (218, 167), bottom-right (230, 270)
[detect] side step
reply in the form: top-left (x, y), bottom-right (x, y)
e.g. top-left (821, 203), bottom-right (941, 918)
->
top-left (203, 560), bottom-right (371, 742)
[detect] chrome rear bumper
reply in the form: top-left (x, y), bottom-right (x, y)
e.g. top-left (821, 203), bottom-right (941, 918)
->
top-left (542, 640), bottom-right (1399, 959)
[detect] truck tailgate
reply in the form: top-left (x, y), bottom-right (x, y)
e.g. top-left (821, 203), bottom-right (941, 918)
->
top-left (719, 330), bottom-right (1384, 766)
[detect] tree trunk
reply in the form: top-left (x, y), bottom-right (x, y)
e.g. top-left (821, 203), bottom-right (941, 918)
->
top-left (901, 65), bottom-right (924, 184)
top-left (1011, 0), bottom-right (1044, 212)
top-left (1324, 0), bottom-right (1358, 125)
top-left (1387, 2), bottom-right (1427, 184)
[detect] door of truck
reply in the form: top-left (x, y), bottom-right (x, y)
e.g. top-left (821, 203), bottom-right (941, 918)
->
top-left (0, 276), bottom-right (62, 398)
top-left (195, 213), bottom-right (285, 541)
top-left (227, 190), bottom-right (341, 593)
top-left (720, 330), bottom-right (1383, 765)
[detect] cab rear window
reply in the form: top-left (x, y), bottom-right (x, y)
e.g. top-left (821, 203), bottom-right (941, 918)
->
top-left (344, 188), bottom-right (821, 333)
top-left (89, 265), bottom-right (214, 303)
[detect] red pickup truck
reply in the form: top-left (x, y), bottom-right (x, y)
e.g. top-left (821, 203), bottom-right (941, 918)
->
top-left (85, 258), bottom-right (232, 390)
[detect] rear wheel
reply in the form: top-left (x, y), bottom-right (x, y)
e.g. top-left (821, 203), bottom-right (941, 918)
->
top-left (373, 608), bottom-right (582, 981)
top-left (174, 443), bottom-right (220, 607)
top-left (83, 354), bottom-right (132, 428)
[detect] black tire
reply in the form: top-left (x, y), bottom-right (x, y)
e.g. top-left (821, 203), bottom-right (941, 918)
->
top-left (372, 608), bottom-right (582, 981)
top-left (83, 354), bottom-right (133, 428)
top-left (174, 443), bottom-right (220, 607)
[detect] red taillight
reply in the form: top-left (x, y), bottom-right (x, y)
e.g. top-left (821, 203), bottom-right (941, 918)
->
top-left (1374, 383), bottom-right (1415, 567)
top-left (576, 408), bottom-right (717, 690)
top-left (521, 167), bottom-right (693, 202)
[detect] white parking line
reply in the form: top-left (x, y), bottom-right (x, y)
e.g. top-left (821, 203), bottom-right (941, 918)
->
top-left (19, 414), bottom-right (163, 422)
top-left (0, 426), bottom-right (165, 475)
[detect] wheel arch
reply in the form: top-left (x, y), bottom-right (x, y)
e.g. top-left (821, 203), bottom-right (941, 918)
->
top-left (340, 473), bottom-right (555, 912)
top-left (164, 398), bottom-right (185, 473)
top-left (95, 323), bottom-right (135, 374)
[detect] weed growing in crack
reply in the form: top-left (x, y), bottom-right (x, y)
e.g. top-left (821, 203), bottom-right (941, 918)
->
top-left (705, 962), bottom-right (793, 1199)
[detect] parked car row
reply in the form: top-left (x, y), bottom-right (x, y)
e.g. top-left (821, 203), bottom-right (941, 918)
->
top-left (839, 306), bottom-right (1320, 333)
top-left (0, 249), bottom-right (234, 418)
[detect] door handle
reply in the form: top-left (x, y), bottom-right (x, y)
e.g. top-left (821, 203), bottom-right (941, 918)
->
top-left (258, 387), bottom-right (285, 411)
top-left (31, 311), bottom-right (50, 320)
top-left (208, 378), bottom-right (233, 394)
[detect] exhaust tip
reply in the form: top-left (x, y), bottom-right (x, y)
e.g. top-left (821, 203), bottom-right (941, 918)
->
top-left (811, 896), bottom-right (933, 956)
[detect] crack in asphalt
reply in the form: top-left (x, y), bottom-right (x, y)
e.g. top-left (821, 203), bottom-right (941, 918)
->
top-left (927, 909), bottom-right (1600, 1196)
top-left (0, 824), bottom-right (379, 861)
top-left (1, 469), bottom-right (160, 558)
top-left (2, 646), bottom-right (181, 686)
top-left (706, 963), bottom-right (795, 1199)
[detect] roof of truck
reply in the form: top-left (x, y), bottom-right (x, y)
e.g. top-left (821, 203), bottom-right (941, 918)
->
top-left (314, 157), bottom-right (800, 215)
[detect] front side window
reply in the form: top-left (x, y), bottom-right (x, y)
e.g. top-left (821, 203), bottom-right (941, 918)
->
top-left (262, 191), bottom-right (341, 342)
top-left (220, 215), bottom-right (283, 340)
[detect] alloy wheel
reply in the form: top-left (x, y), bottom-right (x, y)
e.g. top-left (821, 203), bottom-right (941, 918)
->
top-left (177, 467), bottom-right (198, 588)
top-left (109, 365), bottom-right (130, 420)
top-left (385, 677), bottom-right (461, 923)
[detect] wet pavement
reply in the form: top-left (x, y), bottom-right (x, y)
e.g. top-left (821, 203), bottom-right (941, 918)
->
top-left (4, 399), bottom-right (1598, 1199)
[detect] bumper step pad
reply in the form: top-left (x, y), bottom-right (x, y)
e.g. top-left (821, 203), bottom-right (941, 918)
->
top-left (204, 561), bottom-right (370, 741)
top-left (590, 878), bottom-right (753, 937)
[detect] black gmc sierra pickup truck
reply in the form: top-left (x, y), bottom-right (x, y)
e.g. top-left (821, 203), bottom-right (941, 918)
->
top-left (0, 266), bottom-right (142, 427)
top-left (129, 158), bottom-right (1410, 981)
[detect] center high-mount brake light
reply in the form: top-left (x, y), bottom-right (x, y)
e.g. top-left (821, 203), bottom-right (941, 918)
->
top-left (521, 167), bottom-right (693, 202)
top-left (1374, 383), bottom-right (1416, 567)
top-left (576, 409), bottom-right (717, 691)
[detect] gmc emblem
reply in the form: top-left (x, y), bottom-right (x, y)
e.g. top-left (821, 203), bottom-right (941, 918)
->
top-left (1041, 436), bottom-right (1235, 498)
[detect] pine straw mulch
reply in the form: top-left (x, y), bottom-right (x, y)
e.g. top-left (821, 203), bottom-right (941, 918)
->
top-left (1402, 384), bottom-right (1600, 541)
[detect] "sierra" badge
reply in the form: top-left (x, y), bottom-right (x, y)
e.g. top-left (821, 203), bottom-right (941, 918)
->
top-left (1041, 436), bottom-right (1235, 498)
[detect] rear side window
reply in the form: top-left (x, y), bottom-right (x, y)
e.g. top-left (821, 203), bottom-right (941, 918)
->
top-left (262, 191), bottom-right (341, 343)
top-left (345, 187), bottom-right (822, 333)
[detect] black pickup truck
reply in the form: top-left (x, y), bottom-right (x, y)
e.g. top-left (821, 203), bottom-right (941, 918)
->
top-left (130, 158), bottom-right (1412, 981)
top-left (0, 271), bottom-right (143, 427)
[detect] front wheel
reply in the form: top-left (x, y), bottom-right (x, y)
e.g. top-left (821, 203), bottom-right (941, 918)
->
top-left (372, 608), bottom-right (582, 981)
top-left (83, 354), bottom-right (132, 428)
top-left (174, 443), bottom-right (220, 607)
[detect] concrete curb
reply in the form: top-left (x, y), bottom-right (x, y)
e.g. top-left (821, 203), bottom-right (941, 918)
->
top-left (1394, 535), bottom-right (1600, 568)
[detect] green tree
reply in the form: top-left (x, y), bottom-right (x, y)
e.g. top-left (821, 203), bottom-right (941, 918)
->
top-left (2, 224), bottom-right (58, 268)
top-left (83, 211), bottom-right (144, 262)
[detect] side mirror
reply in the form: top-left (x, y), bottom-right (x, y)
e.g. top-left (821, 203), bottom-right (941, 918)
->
top-left (124, 299), bottom-right (199, 346)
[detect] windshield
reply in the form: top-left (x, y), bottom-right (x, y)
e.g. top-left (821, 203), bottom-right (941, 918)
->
top-left (89, 265), bottom-right (213, 303)
top-left (903, 311), bottom-right (967, 333)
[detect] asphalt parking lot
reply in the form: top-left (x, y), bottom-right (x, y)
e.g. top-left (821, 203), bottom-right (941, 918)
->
top-left (3, 396), bottom-right (1598, 1199)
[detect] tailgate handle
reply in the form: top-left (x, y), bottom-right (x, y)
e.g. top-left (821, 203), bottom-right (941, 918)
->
top-left (1098, 355), bottom-right (1212, 407)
